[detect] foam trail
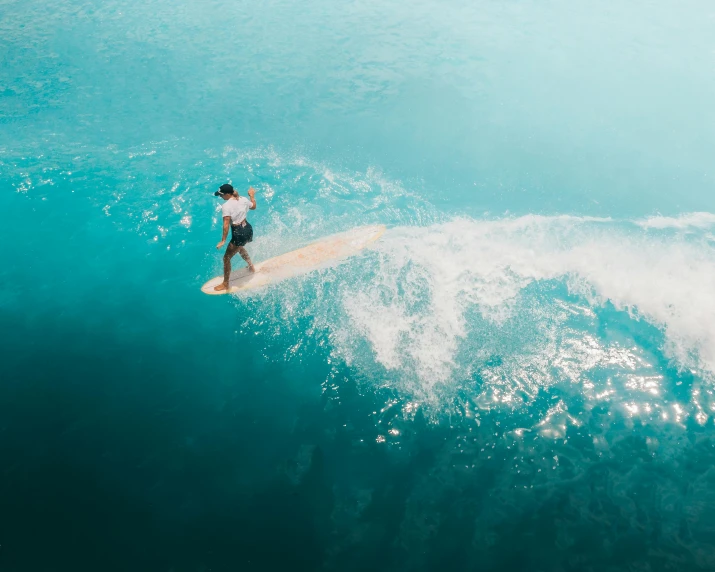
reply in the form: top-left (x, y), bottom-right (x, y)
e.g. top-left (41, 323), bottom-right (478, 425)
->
top-left (337, 215), bottom-right (715, 395)
top-left (636, 212), bottom-right (715, 230)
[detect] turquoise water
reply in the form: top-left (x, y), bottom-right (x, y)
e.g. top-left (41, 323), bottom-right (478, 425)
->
top-left (3, 0), bottom-right (715, 570)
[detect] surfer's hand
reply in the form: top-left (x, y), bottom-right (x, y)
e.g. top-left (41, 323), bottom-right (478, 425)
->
top-left (216, 240), bottom-right (225, 250)
top-left (247, 187), bottom-right (256, 198)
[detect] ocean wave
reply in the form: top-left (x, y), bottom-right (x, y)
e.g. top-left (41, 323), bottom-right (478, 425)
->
top-left (338, 217), bottom-right (713, 370)
top-left (274, 214), bottom-right (715, 428)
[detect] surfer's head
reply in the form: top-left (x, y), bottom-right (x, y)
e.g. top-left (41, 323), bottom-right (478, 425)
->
top-left (214, 184), bottom-right (236, 199)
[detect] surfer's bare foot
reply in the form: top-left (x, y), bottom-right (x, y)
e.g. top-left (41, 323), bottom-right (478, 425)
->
top-left (248, 264), bottom-right (256, 273)
top-left (214, 282), bottom-right (229, 291)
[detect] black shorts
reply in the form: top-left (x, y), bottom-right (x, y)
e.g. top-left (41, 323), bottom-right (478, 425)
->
top-left (230, 221), bottom-right (253, 247)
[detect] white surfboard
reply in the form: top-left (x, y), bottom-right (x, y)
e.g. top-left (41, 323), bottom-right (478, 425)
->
top-left (201, 224), bottom-right (386, 295)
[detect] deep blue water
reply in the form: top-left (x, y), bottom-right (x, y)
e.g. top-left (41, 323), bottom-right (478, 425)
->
top-left (3, 1), bottom-right (715, 571)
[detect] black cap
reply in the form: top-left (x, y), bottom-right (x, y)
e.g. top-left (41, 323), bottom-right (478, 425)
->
top-left (214, 184), bottom-right (234, 196)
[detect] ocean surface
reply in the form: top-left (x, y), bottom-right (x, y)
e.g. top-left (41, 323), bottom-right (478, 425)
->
top-left (3, 1), bottom-right (715, 570)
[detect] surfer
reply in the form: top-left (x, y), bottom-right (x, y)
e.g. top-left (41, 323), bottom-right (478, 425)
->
top-left (213, 183), bottom-right (257, 291)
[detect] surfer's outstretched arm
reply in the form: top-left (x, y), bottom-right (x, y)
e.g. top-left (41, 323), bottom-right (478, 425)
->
top-left (248, 187), bottom-right (257, 210)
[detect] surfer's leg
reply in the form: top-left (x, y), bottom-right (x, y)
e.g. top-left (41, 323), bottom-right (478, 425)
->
top-left (214, 243), bottom-right (240, 291)
top-left (237, 246), bottom-right (255, 273)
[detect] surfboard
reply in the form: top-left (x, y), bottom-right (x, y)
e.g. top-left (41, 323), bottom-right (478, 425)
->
top-left (201, 224), bottom-right (386, 295)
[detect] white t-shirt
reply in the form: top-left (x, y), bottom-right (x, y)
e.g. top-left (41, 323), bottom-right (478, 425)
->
top-left (221, 196), bottom-right (252, 225)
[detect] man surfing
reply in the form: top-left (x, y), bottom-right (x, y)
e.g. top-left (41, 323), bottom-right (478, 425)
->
top-left (213, 183), bottom-right (257, 292)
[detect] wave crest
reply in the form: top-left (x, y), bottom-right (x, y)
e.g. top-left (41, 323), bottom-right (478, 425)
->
top-left (323, 215), bottom-right (715, 421)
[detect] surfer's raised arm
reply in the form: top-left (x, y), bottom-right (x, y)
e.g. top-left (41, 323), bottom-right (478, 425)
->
top-left (247, 187), bottom-right (257, 210)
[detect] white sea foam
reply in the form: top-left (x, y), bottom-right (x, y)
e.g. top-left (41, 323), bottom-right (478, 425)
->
top-left (335, 215), bottom-right (715, 397)
top-left (636, 212), bottom-right (715, 230)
